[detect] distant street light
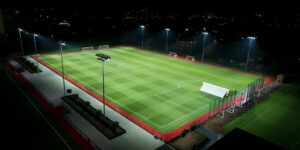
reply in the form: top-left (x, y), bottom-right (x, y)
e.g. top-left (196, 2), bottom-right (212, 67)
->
top-left (18, 28), bottom-right (24, 56)
top-left (202, 32), bottom-right (208, 62)
top-left (59, 41), bottom-right (66, 95)
top-left (165, 28), bottom-right (170, 53)
top-left (33, 33), bottom-right (39, 73)
top-left (140, 25), bottom-right (145, 48)
top-left (96, 53), bottom-right (111, 116)
top-left (245, 36), bottom-right (256, 70)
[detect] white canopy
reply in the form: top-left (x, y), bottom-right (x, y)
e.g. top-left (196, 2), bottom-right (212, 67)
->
top-left (200, 82), bottom-right (229, 98)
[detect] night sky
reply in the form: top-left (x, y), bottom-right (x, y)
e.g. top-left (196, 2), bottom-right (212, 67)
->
top-left (1, 1), bottom-right (300, 78)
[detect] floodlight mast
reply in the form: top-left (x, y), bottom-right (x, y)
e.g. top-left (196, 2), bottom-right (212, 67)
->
top-left (59, 41), bottom-right (66, 95)
top-left (165, 28), bottom-right (170, 53)
top-left (140, 25), bottom-right (145, 48)
top-left (18, 28), bottom-right (24, 56)
top-left (245, 36), bottom-right (256, 70)
top-left (33, 33), bottom-right (39, 73)
top-left (202, 32), bottom-right (208, 62)
top-left (96, 54), bottom-right (111, 116)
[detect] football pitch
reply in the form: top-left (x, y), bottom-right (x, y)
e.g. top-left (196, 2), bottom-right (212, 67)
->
top-left (224, 84), bottom-right (300, 150)
top-left (38, 47), bottom-right (258, 134)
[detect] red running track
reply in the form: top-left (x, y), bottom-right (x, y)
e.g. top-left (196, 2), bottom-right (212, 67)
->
top-left (4, 61), bottom-right (94, 150)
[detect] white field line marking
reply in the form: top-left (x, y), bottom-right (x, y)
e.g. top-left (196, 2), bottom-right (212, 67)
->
top-left (42, 53), bottom-right (247, 99)
top-left (68, 74), bottom-right (210, 129)
top-left (158, 98), bottom-right (210, 129)
top-left (4, 69), bottom-right (72, 150)
top-left (110, 99), bottom-right (164, 128)
top-left (67, 74), bottom-right (164, 128)
top-left (144, 92), bottom-right (211, 128)
top-left (113, 91), bottom-right (210, 129)
top-left (41, 54), bottom-right (250, 130)
top-left (69, 63), bottom-right (162, 96)
top-left (155, 66), bottom-right (235, 98)
top-left (177, 79), bottom-right (203, 88)
top-left (156, 74), bottom-right (217, 98)
top-left (161, 56), bottom-right (249, 84)
top-left (156, 94), bottom-right (193, 112)
top-left (243, 95), bottom-right (285, 129)
top-left (67, 67), bottom-right (226, 129)
top-left (161, 104), bottom-right (209, 129)
top-left (42, 50), bottom-right (251, 86)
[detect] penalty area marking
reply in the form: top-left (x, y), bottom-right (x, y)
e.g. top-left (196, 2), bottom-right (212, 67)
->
top-left (68, 73), bottom-right (212, 130)
top-left (66, 74), bottom-right (210, 130)
top-left (40, 57), bottom-right (246, 132)
top-left (67, 74), bottom-right (164, 128)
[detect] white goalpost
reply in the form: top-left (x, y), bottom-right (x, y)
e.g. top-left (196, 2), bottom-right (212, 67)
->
top-left (98, 45), bottom-right (109, 50)
top-left (95, 45), bottom-right (109, 53)
top-left (186, 55), bottom-right (195, 61)
top-left (168, 52), bottom-right (177, 57)
top-left (81, 46), bottom-right (94, 52)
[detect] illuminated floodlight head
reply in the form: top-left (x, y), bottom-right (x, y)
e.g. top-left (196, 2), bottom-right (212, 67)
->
top-left (96, 53), bottom-right (111, 62)
top-left (247, 36), bottom-right (256, 40)
top-left (58, 41), bottom-right (66, 46)
top-left (140, 25), bottom-right (145, 28)
top-left (203, 32), bottom-right (208, 35)
top-left (33, 33), bottom-right (39, 37)
top-left (165, 28), bottom-right (170, 31)
top-left (18, 28), bottom-right (23, 32)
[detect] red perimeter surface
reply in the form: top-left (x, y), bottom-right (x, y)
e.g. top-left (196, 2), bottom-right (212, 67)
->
top-left (32, 48), bottom-right (274, 142)
top-left (4, 61), bottom-right (93, 150)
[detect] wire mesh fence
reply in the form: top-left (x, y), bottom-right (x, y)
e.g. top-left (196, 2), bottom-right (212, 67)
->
top-left (208, 76), bottom-right (266, 119)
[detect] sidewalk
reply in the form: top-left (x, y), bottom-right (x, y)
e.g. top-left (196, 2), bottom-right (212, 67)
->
top-left (9, 57), bottom-right (164, 150)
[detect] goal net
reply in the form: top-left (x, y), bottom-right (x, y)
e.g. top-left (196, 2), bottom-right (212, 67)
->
top-left (186, 55), bottom-right (195, 61)
top-left (95, 45), bottom-right (109, 53)
top-left (81, 46), bottom-right (94, 52)
top-left (168, 52), bottom-right (177, 57)
top-left (98, 45), bottom-right (109, 50)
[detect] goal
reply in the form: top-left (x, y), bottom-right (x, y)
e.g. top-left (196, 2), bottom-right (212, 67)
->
top-left (186, 55), bottom-right (195, 61)
top-left (98, 45), bottom-right (109, 50)
top-left (168, 52), bottom-right (177, 57)
top-left (81, 46), bottom-right (94, 52)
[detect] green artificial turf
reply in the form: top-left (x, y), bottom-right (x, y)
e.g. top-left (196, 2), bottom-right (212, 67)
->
top-left (224, 84), bottom-right (300, 150)
top-left (39, 47), bottom-right (258, 133)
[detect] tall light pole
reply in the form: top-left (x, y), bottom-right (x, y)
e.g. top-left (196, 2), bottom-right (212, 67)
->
top-left (140, 25), bottom-right (145, 48)
top-left (33, 33), bottom-right (39, 73)
top-left (245, 36), bottom-right (256, 70)
top-left (59, 41), bottom-right (66, 95)
top-left (96, 53), bottom-right (111, 116)
top-left (202, 32), bottom-right (208, 62)
top-left (165, 28), bottom-right (170, 54)
top-left (18, 28), bottom-right (24, 56)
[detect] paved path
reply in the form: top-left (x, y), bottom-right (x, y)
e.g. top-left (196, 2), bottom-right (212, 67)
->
top-left (195, 124), bottom-right (223, 150)
top-left (9, 57), bottom-right (164, 150)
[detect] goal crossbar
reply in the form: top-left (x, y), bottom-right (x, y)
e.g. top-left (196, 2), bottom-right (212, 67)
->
top-left (168, 52), bottom-right (177, 57)
top-left (98, 45), bottom-right (109, 50)
top-left (81, 46), bottom-right (94, 52)
top-left (186, 55), bottom-right (195, 61)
